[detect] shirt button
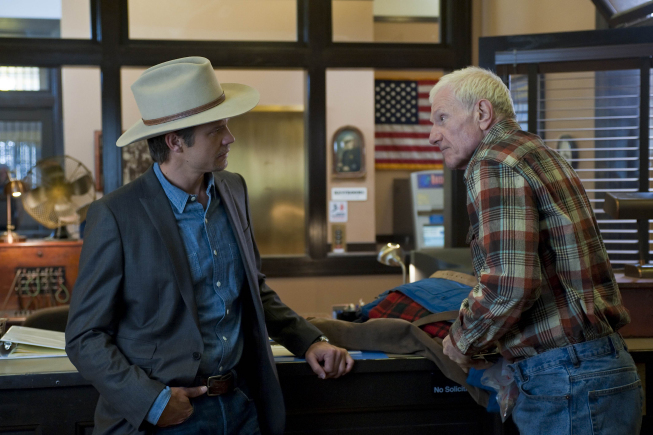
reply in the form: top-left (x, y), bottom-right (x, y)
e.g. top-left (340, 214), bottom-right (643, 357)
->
top-left (222, 336), bottom-right (227, 341)
top-left (192, 352), bottom-right (201, 360)
top-left (226, 308), bottom-right (230, 315)
top-left (216, 281), bottom-right (221, 287)
top-left (213, 250), bottom-right (217, 256)
top-left (205, 218), bottom-right (208, 224)
top-left (190, 196), bottom-right (196, 202)
top-left (219, 366), bottom-right (223, 372)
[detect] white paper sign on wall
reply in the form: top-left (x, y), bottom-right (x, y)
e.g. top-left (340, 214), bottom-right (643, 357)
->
top-left (329, 201), bottom-right (348, 222)
top-left (331, 187), bottom-right (367, 201)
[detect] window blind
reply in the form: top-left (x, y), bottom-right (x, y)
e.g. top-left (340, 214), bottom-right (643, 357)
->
top-left (0, 121), bottom-right (41, 179)
top-left (508, 70), bottom-right (652, 268)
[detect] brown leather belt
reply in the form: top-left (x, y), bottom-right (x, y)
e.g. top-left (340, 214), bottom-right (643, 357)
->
top-left (194, 371), bottom-right (236, 397)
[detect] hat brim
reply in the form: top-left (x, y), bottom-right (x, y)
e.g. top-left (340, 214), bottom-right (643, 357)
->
top-left (116, 83), bottom-right (260, 147)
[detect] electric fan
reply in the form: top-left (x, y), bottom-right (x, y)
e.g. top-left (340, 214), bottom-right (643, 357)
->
top-left (21, 156), bottom-right (96, 239)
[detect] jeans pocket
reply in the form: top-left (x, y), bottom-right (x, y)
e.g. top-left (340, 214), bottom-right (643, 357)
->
top-left (589, 379), bottom-right (642, 435)
top-left (518, 365), bottom-right (570, 401)
top-left (512, 365), bottom-right (572, 434)
top-left (235, 388), bottom-right (253, 402)
top-left (234, 375), bottom-right (255, 402)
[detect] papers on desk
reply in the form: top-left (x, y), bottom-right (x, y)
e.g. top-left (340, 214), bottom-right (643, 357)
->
top-left (0, 326), bottom-right (67, 359)
top-left (271, 343), bottom-right (295, 357)
top-left (349, 351), bottom-right (388, 360)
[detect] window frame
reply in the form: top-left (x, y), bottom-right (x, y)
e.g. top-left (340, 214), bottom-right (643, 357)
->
top-left (0, 0), bottom-right (472, 277)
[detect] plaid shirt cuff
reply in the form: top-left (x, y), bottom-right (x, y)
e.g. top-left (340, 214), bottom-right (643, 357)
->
top-left (448, 306), bottom-right (493, 356)
top-left (448, 318), bottom-right (470, 354)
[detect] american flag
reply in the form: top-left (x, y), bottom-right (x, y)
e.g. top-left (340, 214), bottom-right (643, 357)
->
top-left (374, 79), bottom-right (442, 170)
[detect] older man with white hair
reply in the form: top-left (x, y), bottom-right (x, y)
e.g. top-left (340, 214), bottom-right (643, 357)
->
top-left (429, 66), bottom-right (642, 433)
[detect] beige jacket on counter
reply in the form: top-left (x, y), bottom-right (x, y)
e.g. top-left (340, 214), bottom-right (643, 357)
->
top-left (309, 270), bottom-right (490, 409)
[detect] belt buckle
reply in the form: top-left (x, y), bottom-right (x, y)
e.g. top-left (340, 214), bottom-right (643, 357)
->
top-left (205, 372), bottom-right (233, 397)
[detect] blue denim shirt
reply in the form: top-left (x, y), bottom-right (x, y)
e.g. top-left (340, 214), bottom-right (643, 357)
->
top-left (146, 163), bottom-right (246, 424)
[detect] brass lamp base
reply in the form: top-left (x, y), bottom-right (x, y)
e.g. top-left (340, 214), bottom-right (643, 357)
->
top-left (624, 264), bottom-right (653, 279)
top-left (0, 230), bottom-right (26, 243)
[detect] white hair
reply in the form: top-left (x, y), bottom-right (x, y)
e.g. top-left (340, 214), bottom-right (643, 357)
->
top-left (429, 66), bottom-right (516, 120)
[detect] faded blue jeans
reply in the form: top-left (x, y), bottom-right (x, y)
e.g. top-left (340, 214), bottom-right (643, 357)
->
top-left (509, 333), bottom-right (642, 435)
top-left (154, 377), bottom-right (260, 435)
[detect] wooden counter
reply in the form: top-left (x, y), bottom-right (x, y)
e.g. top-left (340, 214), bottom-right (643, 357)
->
top-left (5, 348), bottom-right (653, 434)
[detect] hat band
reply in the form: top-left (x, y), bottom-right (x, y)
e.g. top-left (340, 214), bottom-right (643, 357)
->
top-left (142, 92), bottom-right (226, 126)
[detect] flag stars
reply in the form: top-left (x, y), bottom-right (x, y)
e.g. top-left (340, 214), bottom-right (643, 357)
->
top-left (375, 79), bottom-right (421, 126)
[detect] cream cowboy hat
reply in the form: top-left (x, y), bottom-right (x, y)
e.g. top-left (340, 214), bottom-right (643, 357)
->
top-left (116, 56), bottom-right (260, 147)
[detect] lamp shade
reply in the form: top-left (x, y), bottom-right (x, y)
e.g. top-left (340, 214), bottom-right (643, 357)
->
top-left (4, 180), bottom-right (24, 197)
top-left (377, 243), bottom-right (405, 267)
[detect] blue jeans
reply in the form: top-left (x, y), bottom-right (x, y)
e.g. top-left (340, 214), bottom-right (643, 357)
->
top-left (154, 377), bottom-right (261, 435)
top-left (509, 333), bottom-right (642, 435)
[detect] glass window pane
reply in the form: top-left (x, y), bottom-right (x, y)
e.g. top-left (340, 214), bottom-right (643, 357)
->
top-left (61, 66), bottom-right (101, 196)
top-left (0, 65), bottom-right (99, 239)
top-left (128, 0), bottom-right (297, 41)
top-left (326, 69), bottom-right (443, 253)
top-left (332, 0), bottom-right (440, 44)
top-left (0, 0), bottom-right (91, 39)
top-left (227, 110), bottom-right (305, 255)
top-left (0, 121), bottom-right (42, 179)
top-left (373, 70), bottom-right (444, 250)
top-left (0, 67), bottom-right (49, 91)
top-left (0, 119), bottom-right (43, 239)
top-left (509, 74), bottom-right (528, 131)
top-left (121, 67), bottom-right (305, 256)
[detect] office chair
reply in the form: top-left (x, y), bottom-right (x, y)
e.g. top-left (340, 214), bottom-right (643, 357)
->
top-left (22, 305), bottom-right (70, 332)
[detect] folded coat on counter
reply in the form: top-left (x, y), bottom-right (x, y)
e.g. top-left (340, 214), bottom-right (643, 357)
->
top-left (309, 270), bottom-right (490, 409)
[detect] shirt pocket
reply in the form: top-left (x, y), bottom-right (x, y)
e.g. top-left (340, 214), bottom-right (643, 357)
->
top-left (186, 251), bottom-right (204, 285)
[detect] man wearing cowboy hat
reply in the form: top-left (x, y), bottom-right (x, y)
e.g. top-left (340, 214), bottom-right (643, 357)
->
top-left (66, 57), bottom-right (353, 435)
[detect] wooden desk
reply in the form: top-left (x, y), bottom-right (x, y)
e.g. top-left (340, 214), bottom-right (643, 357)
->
top-left (0, 357), bottom-right (507, 435)
top-left (615, 274), bottom-right (653, 337)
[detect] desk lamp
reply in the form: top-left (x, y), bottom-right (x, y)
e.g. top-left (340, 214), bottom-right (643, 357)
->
top-left (1, 175), bottom-right (25, 244)
top-left (603, 192), bottom-right (653, 278)
top-left (377, 243), bottom-right (407, 284)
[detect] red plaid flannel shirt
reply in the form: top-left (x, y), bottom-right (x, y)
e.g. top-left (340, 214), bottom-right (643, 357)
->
top-left (368, 291), bottom-right (451, 339)
top-left (450, 119), bottom-right (630, 361)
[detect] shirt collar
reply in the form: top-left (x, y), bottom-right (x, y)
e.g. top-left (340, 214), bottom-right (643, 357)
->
top-left (463, 118), bottom-right (522, 180)
top-left (153, 162), bottom-right (215, 214)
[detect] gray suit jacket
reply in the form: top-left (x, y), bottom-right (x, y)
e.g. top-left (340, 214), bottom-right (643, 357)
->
top-left (65, 167), bottom-right (322, 434)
